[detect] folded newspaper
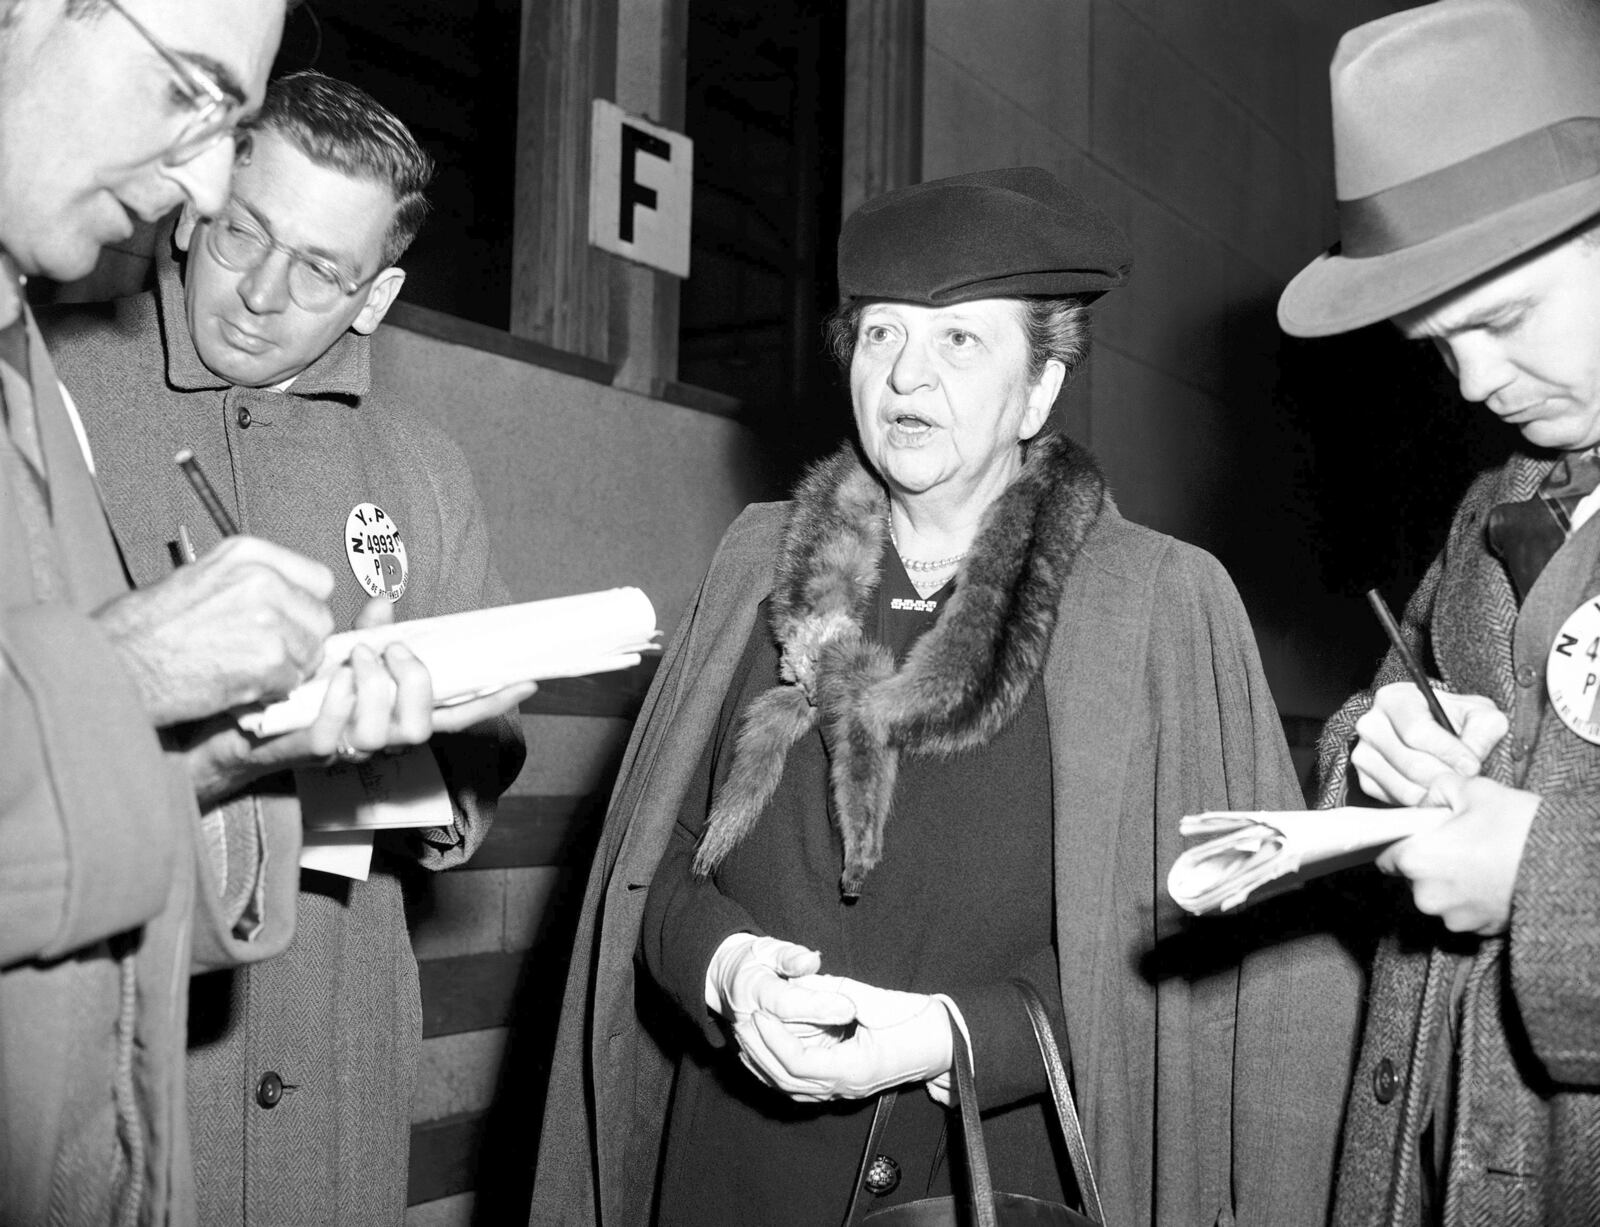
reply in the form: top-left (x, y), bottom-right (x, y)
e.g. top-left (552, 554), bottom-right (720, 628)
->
top-left (239, 586), bottom-right (659, 737)
top-left (1166, 806), bottom-right (1451, 915)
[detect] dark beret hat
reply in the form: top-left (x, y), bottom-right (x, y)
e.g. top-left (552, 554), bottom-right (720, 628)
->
top-left (837, 166), bottom-right (1133, 306)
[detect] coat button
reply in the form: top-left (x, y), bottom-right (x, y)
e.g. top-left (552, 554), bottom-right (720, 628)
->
top-left (1509, 736), bottom-right (1527, 761)
top-left (1372, 1057), bottom-right (1399, 1104)
top-left (237, 406), bottom-right (252, 428)
top-left (1515, 663), bottom-right (1538, 688)
top-left (863, 1154), bottom-right (901, 1196)
top-left (256, 1071), bottom-right (284, 1109)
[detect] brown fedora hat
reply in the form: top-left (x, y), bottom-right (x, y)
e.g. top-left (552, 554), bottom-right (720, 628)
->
top-left (1279, 0), bottom-right (1600, 337)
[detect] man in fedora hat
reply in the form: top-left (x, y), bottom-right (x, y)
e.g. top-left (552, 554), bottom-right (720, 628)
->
top-left (1281, 0), bottom-right (1600, 1223)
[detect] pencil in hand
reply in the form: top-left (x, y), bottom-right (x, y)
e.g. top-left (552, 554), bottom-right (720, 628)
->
top-left (1365, 587), bottom-right (1459, 737)
top-left (175, 448), bottom-right (239, 538)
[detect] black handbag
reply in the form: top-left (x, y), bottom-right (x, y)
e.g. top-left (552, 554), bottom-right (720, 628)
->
top-left (843, 981), bottom-right (1106, 1227)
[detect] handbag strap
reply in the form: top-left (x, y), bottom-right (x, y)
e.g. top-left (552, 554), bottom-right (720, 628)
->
top-left (951, 1007), bottom-right (1001, 1227)
top-left (843, 988), bottom-right (1107, 1227)
top-left (1013, 979), bottom-right (1106, 1224)
top-left (841, 1015), bottom-right (999, 1227)
top-left (842, 1090), bottom-right (898, 1226)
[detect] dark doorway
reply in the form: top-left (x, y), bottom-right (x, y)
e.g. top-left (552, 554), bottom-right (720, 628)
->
top-left (273, 0), bottom-right (522, 330)
top-left (680, 0), bottom-right (850, 486)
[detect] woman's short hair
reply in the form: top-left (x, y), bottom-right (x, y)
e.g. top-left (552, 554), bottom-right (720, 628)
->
top-left (824, 296), bottom-right (1092, 387)
top-left (245, 70), bottom-right (435, 267)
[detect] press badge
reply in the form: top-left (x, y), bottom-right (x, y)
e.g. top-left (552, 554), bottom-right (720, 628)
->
top-left (1546, 596), bottom-right (1600, 745)
top-left (345, 502), bottom-right (408, 601)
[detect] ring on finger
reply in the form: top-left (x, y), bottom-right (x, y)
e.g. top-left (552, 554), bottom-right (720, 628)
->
top-left (334, 739), bottom-right (363, 763)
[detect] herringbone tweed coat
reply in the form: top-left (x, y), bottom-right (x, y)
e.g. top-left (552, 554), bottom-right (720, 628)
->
top-left (42, 255), bottom-right (526, 1227)
top-left (1318, 451), bottom-right (1600, 1227)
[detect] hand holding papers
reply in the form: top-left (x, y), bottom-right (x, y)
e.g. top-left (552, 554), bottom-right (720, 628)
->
top-left (1167, 806), bottom-right (1450, 915)
top-left (241, 586), bottom-right (658, 737)
top-left (295, 746), bottom-right (457, 881)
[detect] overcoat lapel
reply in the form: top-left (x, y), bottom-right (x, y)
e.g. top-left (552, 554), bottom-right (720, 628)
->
top-left (590, 511), bottom-right (781, 1227)
top-left (1435, 453), bottom-right (1546, 726)
top-left (23, 315), bottom-right (129, 607)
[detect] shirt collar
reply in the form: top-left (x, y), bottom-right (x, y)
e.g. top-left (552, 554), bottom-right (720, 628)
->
top-left (156, 240), bottom-right (372, 400)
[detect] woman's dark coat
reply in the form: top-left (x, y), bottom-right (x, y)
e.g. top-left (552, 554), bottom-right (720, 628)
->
top-left (532, 488), bottom-right (1362, 1227)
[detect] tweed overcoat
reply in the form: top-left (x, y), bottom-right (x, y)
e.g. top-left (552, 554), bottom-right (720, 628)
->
top-left (531, 485), bottom-right (1363, 1227)
top-left (40, 256), bottom-right (526, 1227)
top-left (2, 280), bottom-right (300, 1225)
top-left (1320, 452), bottom-right (1600, 1227)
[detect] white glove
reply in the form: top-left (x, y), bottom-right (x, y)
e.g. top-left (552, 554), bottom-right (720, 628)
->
top-left (743, 973), bottom-right (955, 1103)
top-left (922, 994), bottom-right (970, 1106)
top-left (704, 933), bottom-right (857, 1048)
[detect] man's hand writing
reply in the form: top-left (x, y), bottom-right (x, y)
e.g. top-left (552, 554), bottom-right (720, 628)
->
top-left (96, 536), bottom-right (335, 725)
top-left (177, 597), bottom-right (534, 806)
top-left (1352, 682), bottom-right (1508, 805)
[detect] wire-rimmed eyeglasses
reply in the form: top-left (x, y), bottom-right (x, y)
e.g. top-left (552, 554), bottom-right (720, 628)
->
top-left (104, 0), bottom-right (246, 166)
top-left (203, 203), bottom-right (372, 313)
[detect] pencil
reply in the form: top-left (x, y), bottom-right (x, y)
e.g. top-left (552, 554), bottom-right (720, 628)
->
top-left (175, 448), bottom-right (239, 537)
top-left (1365, 587), bottom-right (1459, 736)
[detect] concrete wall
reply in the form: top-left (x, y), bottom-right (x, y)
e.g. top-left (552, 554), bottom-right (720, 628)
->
top-left (922, 0), bottom-right (1415, 718)
top-left (371, 324), bottom-right (764, 627)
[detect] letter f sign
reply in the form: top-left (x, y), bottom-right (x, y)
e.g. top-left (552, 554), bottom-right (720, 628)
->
top-left (620, 124), bottom-right (670, 242)
top-left (589, 99), bottom-right (693, 278)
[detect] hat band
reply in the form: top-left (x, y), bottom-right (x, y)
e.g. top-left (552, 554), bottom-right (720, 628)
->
top-left (1339, 117), bottom-right (1600, 258)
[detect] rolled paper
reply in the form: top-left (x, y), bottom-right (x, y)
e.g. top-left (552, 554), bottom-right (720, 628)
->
top-left (238, 586), bottom-right (659, 737)
top-left (1167, 806), bottom-right (1452, 915)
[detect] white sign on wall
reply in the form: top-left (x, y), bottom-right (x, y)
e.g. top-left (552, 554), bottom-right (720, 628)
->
top-left (588, 99), bottom-right (693, 278)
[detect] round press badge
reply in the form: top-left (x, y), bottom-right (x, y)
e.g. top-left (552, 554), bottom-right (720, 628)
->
top-left (1546, 597), bottom-right (1600, 745)
top-left (344, 502), bottom-right (408, 601)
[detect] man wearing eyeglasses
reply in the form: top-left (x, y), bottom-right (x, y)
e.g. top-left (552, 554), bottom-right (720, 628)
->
top-left (0, 0), bottom-right (270, 280)
top-left (0, 2), bottom-right (369, 1224)
top-left (42, 71), bottom-right (530, 1225)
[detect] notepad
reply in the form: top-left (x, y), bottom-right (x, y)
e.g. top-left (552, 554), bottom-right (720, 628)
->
top-left (239, 586), bottom-right (659, 738)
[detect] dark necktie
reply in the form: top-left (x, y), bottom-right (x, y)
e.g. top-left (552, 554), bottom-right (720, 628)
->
top-left (1486, 452), bottom-right (1600, 602)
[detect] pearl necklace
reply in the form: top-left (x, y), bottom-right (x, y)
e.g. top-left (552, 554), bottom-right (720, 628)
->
top-left (890, 525), bottom-right (967, 573)
top-left (900, 551), bottom-right (966, 572)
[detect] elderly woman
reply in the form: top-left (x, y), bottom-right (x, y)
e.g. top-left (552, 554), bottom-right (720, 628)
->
top-left (532, 169), bottom-right (1359, 1227)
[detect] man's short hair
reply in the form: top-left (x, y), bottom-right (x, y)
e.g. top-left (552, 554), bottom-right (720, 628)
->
top-left (246, 69), bottom-right (435, 267)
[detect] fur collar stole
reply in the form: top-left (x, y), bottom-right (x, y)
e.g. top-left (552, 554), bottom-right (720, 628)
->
top-left (694, 432), bottom-right (1108, 897)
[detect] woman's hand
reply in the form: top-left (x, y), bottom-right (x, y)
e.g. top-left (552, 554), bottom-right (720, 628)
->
top-left (704, 933), bottom-right (857, 1043)
top-left (742, 973), bottom-right (954, 1103)
top-left (704, 940), bottom-right (954, 1101)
